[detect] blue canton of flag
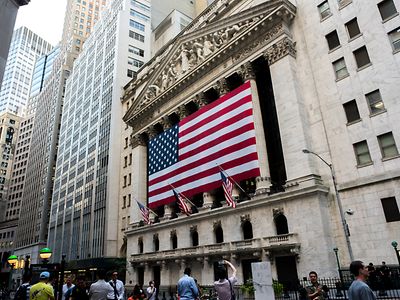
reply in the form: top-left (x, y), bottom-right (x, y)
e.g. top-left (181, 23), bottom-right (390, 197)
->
top-left (148, 125), bottom-right (179, 175)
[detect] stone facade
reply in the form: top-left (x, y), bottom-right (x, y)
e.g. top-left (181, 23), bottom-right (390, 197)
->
top-left (122, 0), bottom-right (400, 292)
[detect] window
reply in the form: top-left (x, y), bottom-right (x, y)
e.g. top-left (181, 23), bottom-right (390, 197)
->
top-left (130, 9), bottom-right (150, 22)
top-left (378, 0), bottom-right (398, 21)
top-left (353, 140), bottom-right (372, 165)
top-left (345, 18), bottom-right (361, 39)
top-left (388, 27), bottom-right (400, 51)
top-left (138, 238), bottom-right (143, 253)
top-left (381, 197), bottom-right (400, 222)
top-left (242, 221), bottom-right (253, 239)
top-left (343, 100), bottom-right (361, 123)
top-left (378, 132), bottom-right (399, 159)
top-left (215, 225), bottom-right (224, 243)
top-left (128, 57), bottom-right (144, 68)
top-left (366, 90), bottom-right (385, 114)
top-left (318, 1), bottom-right (331, 19)
top-left (338, 0), bottom-right (352, 7)
top-left (131, 0), bottom-right (150, 12)
top-left (129, 20), bottom-right (145, 31)
top-left (127, 69), bottom-right (136, 78)
top-left (153, 234), bottom-right (159, 251)
top-left (326, 30), bottom-right (340, 50)
top-left (128, 45), bottom-right (144, 57)
top-left (333, 58), bottom-right (349, 80)
top-left (353, 46), bottom-right (371, 69)
top-left (129, 30), bottom-right (145, 42)
top-left (274, 214), bottom-right (289, 235)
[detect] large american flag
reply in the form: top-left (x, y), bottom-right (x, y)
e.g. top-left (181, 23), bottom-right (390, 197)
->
top-left (136, 200), bottom-right (151, 224)
top-left (220, 170), bottom-right (236, 208)
top-left (147, 81), bottom-right (260, 208)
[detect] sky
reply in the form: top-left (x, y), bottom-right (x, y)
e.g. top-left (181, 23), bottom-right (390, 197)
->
top-left (14, 0), bottom-right (68, 46)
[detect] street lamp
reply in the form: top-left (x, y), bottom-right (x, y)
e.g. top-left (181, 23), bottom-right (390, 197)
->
top-left (58, 254), bottom-right (66, 300)
top-left (39, 247), bottom-right (52, 264)
top-left (7, 255), bottom-right (18, 290)
top-left (302, 149), bottom-right (354, 261)
top-left (391, 241), bottom-right (400, 266)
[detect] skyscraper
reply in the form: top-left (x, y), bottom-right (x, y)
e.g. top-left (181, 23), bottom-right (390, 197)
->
top-left (13, 0), bottom-right (108, 264)
top-left (0, 27), bottom-right (52, 116)
top-left (47, 0), bottom-right (207, 267)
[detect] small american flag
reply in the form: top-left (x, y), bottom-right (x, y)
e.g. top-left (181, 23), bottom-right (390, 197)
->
top-left (220, 170), bottom-right (236, 208)
top-left (136, 200), bottom-right (151, 224)
top-left (172, 188), bottom-right (191, 216)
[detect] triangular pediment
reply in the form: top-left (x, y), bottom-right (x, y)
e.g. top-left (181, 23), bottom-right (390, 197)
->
top-left (123, 0), bottom-right (296, 128)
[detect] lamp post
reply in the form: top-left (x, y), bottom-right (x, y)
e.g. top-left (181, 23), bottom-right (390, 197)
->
top-left (391, 241), bottom-right (400, 266)
top-left (58, 254), bottom-right (66, 300)
top-left (24, 255), bottom-right (30, 276)
top-left (39, 247), bottom-right (52, 264)
top-left (302, 149), bottom-right (354, 261)
top-left (333, 248), bottom-right (344, 297)
top-left (7, 255), bottom-right (18, 290)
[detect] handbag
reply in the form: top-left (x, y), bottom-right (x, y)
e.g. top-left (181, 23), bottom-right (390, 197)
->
top-left (228, 279), bottom-right (236, 300)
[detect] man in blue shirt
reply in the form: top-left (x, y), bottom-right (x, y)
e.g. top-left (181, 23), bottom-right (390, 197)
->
top-left (177, 268), bottom-right (199, 300)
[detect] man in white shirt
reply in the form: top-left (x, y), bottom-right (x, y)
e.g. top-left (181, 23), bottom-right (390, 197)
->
top-left (107, 271), bottom-right (124, 300)
top-left (62, 277), bottom-right (75, 300)
top-left (90, 269), bottom-right (114, 300)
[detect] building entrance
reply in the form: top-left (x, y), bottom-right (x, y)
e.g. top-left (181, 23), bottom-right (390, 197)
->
top-left (275, 256), bottom-right (298, 290)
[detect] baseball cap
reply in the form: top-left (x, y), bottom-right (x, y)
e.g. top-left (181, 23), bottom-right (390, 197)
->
top-left (40, 271), bottom-right (50, 279)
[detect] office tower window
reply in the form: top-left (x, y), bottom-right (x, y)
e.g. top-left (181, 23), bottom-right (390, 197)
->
top-left (365, 90), bottom-right (385, 114)
top-left (130, 9), bottom-right (150, 22)
top-left (326, 30), bottom-right (340, 50)
top-left (129, 20), bottom-right (145, 31)
top-left (129, 30), bottom-right (145, 42)
top-left (333, 58), bottom-right (349, 80)
top-left (353, 140), bottom-right (372, 166)
top-left (343, 100), bottom-right (361, 123)
top-left (128, 57), bottom-right (144, 68)
top-left (353, 46), bottom-right (371, 69)
top-left (378, 0), bottom-right (398, 21)
top-left (345, 18), bottom-right (361, 39)
top-left (127, 69), bottom-right (136, 78)
top-left (377, 132), bottom-right (399, 159)
top-left (381, 197), bottom-right (400, 222)
top-left (131, 0), bottom-right (150, 12)
top-left (318, 1), bottom-right (331, 19)
top-left (128, 45), bottom-right (144, 57)
top-left (388, 27), bottom-right (400, 51)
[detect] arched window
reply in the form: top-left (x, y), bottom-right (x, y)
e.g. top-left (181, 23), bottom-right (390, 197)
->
top-left (242, 220), bottom-right (253, 240)
top-left (171, 231), bottom-right (178, 249)
top-left (153, 234), bottom-right (159, 251)
top-left (274, 214), bottom-right (289, 235)
top-left (138, 238), bottom-right (144, 254)
top-left (191, 230), bottom-right (199, 247)
top-left (215, 225), bottom-right (224, 243)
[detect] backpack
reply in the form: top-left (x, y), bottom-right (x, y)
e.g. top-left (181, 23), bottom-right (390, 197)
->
top-left (14, 284), bottom-right (28, 300)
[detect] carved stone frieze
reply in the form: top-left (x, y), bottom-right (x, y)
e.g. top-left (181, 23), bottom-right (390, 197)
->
top-left (273, 207), bottom-right (284, 217)
top-left (194, 93), bottom-right (207, 109)
top-left (213, 220), bottom-right (222, 230)
top-left (177, 105), bottom-right (189, 120)
top-left (190, 225), bottom-right (197, 233)
top-left (160, 116), bottom-right (172, 130)
top-left (240, 214), bottom-right (251, 224)
top-left (146, 126), bottom-right (158, 139)
top-left (170, 229), bottom-right (177, 237)
top-left (263, 37), bottom-right (296, 65)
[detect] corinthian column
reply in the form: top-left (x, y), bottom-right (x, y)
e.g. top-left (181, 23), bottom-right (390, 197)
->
top-left (239, 62), bottom-right (271, 194)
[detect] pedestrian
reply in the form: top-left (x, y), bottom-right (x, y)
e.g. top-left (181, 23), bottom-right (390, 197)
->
top-left (305, 271), bottom-right (328, 300)
top-left (213, 260), bottom-right (237, 300)
top-left (14, 272), bottom-right (32, 300)
top-left (177, 267), bottom-right (199, 300)
top-left (367, 263), bottom-right (378, 290)
top-left (107, 271), bottom-right (124, 300)
top-left (348, 260), bottom-right (376, 300)
top-left (132, 284), bottom-right (145, 300)
top-left (70, 277), bottom-right (89, 300)
top-left (146, 280), bottom-right (157, 300)
top-left (29, 271), bottom-right (55, 300)
top-left (379, 261), bottom-right (391, 293)
top-left (89, 269), bottom-right (113, 300)
top-left (62, 277), bottom-right (75, 300)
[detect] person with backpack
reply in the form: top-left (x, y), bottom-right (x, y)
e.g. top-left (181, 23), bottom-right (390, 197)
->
top-left (214, 260), bottom-right (237, 300)
top-left (107, 271), bottom-right (124, 300)
top-left (14, 272), bottom-right (32, 300)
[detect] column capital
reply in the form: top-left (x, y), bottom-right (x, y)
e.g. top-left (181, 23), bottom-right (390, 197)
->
top-left (160, 116), bottom-right (172, 130)
top-left (263, 37), bottom-right (296, 65)
top-left (193, 93), bottom-right (207, 109)
top-left (239, 62), bottom-right (256, 81)
top-left (177, 105), bottom-right (189, 119)
top-left (146, 126), bottom-right (158, 139)
top-left (130, 134), bottom-right (146, 148)
top-left (214, 78), bottom-right (229, 96)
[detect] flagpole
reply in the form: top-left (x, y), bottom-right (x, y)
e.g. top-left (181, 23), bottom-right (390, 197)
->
top-left (169, 184), bottom-right (197, 207)
top-left (217, 165), bottom-right (252, 199)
